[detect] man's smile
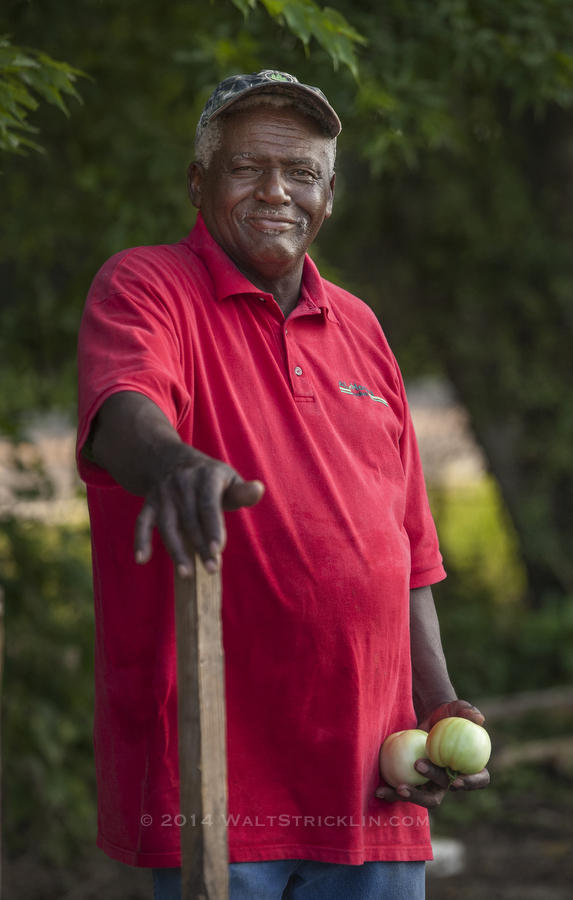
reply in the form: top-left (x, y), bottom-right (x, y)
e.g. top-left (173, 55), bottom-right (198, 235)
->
top-left (242, 213), bottom-right (305, 234)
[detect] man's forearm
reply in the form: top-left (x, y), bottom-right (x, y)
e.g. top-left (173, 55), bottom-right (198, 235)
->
top-left (410, 585), bottom-right (457, 723)
top-left (87, 390), bottom-right (194, 495)
top-left (86, 390), bottom-right (264, 572)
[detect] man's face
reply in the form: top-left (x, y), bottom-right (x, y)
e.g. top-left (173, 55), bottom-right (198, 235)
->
top-left (188, 104), bottom-right (335, 286)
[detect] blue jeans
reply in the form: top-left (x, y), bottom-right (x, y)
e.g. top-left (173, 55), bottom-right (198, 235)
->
top-left (152, 860), bottom-right (425, 899)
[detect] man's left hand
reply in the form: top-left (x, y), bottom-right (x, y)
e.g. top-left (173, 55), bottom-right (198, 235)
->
top-left (375, 699), bottom-right (490, 809)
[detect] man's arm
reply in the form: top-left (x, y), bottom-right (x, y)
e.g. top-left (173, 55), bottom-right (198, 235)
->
top-left (410, 584), bottom-right (458, 723)
top-left (86, 390), bottom-right (264, 575)
top-left (376, 585), bottom-right (490, 807)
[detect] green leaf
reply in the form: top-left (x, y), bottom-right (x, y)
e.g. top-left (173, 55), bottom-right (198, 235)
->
top-left (249, 0), bottom-right (366, 77)
top-left (0, 35), bottom-right (84, 155)
top-left (229, 0), bottom-right (258, 17)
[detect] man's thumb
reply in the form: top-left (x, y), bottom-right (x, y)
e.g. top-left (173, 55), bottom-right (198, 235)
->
top-left (223, 478), bottom-right (265, 510)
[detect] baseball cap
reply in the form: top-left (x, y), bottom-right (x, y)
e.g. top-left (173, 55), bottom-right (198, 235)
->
top-left (196, 69), bottom-right (342, 139)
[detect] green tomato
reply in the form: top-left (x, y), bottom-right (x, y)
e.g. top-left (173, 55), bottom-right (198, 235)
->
top-left (379, 728), bottom-right (430, 788)
top-left (425, 717), bottom-right (491, 775)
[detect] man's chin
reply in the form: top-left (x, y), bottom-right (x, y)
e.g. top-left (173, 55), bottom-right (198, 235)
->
top-left (238, 245), bottom-right (305, 283)
top-left (248, 235), bottom-right (304, 262)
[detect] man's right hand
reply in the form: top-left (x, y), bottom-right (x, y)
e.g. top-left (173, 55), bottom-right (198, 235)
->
top-left (134, 450), bottom-right (264, 576)
top-left (86, 391), bottom-right (264, 576)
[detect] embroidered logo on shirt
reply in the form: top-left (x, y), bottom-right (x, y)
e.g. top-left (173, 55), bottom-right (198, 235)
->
top-left (338, 381), bottom-right (389, 407)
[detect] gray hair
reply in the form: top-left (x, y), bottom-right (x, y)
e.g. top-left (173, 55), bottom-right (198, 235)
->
top-left (194, 94), bottom-right (337, 173)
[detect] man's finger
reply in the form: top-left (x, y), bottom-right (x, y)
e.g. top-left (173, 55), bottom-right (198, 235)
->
top-left (450, 768), bottom-right (491, 792)
top-left (375, 786), bottom-right (400, 803)
top-left (156, 499), bottom-right (195, 579)
top-left (441, 699), bottom-right (485, 726)
top-left (193, 469), bottom-right (229, 564)
top-left (420, 699), bottom-right (485, 731)
top-left (453, 701), bottom-right (485, 726)
top-left (399, 784), bottom-right (447, 809)
top-left (177, 478), bottom-right (217, 569)
top-left (376, 782), bottom-right (447, 809)
top-left (134, 502), bottom-right (156, 564)
top-left (414, 758), bottom-right (450, 789)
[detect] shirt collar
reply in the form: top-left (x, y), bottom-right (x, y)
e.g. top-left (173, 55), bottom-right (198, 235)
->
top-left (183, 213), bottom-right (338, 322)
top-left (298, 255), bottom-right (339, 324)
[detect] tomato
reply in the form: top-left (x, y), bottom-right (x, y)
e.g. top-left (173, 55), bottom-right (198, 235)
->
top-left (425, 717), bottom-right (491, 775)
top-left (379, 729), bottom-right (430, 788)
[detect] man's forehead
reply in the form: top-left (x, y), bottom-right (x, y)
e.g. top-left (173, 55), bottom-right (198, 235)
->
top-left (218, 106), bottom-right (331, 153)
top-left (199, 101), bottom-right (337, 172)
top-left (230, 151), bottom-right (319, 162)
top-left (222, 131), bottom-right (331, 166)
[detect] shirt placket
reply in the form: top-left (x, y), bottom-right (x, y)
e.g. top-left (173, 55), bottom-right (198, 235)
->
top-left (282, 303), bottom-right (322, 401)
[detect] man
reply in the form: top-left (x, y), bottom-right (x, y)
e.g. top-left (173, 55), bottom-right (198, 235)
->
top-left (77, 70), bottom-right (489, 899)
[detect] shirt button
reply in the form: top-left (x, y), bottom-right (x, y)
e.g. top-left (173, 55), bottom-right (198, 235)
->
top-left (258, 296), bottom-right (266, 302)
top-left (294, 366), bottom-right (303, 376)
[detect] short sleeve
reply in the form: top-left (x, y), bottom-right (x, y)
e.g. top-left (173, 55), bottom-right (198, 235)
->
top-left (395, 365), bottom-right (446, 589)
top-left (76, 250), bottom-right (192, 486)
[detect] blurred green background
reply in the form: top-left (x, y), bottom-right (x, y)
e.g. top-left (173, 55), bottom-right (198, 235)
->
top-left (2, 1), bottom-right (573, 897)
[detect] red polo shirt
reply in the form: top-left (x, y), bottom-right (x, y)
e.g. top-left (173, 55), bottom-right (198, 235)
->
top-left (77, 213), bottom-right (445, 867)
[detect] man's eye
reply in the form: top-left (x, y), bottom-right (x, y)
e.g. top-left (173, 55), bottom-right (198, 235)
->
top-left (232, 165), bottom-right (259, 175)
top-left (291, 169), bottom-right (317, 180)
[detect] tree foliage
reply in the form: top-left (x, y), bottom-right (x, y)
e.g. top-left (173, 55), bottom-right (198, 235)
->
top-left (348, 0), bottom-right (573, 169)
top-left (1, 0), bottom-right (573, 606)
top-left (0, 0), bottom-right (362, 158)
top-left (323, 0), bottom-right (573, 602)
top-left (1, 518), bottom-right (95, 860)
top-left (0, 34), bottom-right (82, 154)
top-left (230, 0), bottom-right (366, 77)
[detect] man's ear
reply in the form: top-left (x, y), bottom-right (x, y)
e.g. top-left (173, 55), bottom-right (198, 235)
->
top-left (325, 172), bottom-right (336, 219)
top-left (187, 162), bottom-right (204, 209)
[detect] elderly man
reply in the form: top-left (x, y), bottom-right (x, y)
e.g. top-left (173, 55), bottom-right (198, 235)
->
top-left (77, 70), bottom-right (488, 899)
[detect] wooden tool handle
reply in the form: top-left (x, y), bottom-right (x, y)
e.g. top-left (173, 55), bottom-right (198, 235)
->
top-left (175, 558), bottom-right (229, 900)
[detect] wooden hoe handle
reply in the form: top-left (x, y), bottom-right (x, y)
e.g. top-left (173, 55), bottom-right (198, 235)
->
top-left (175, 559), bottom-right (229, 900)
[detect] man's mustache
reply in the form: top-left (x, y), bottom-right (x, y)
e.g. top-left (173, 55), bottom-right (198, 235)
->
top-left (240, 208), bottom-right (309, 228)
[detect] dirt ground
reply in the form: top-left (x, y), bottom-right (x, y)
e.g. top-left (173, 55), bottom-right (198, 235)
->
top-left (427, 769), bottom-right (573, 900)
top-left (428, 826), bottom-right (573, 900)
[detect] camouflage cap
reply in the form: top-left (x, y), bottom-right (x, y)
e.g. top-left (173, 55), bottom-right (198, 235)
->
top-left (196, 69), bottom-right (341, 139)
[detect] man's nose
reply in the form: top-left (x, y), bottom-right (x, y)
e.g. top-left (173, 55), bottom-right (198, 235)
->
top-left (254, 169), bottom-right (290, 204)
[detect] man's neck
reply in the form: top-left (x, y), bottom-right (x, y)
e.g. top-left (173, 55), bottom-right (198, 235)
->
top-left (237, 262), bottom-right (304, 319)
top-left (271, 280), bottom-right (302, 318)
